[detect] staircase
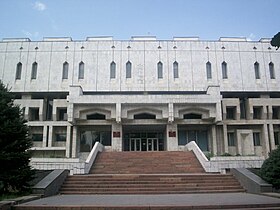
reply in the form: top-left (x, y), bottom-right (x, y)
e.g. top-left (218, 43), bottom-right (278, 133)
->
top-left (91, 151), bottom-right (205, 174)
top-left (60, 151), bottom-right (245, 194)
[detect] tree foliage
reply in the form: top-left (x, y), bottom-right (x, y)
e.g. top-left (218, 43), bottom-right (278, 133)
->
top-left (271, 32), bottom-right (280, 50)
top-left (260, 146), bottom-right (280, 189)
top-left (0, 80), bottom-right (33, 194)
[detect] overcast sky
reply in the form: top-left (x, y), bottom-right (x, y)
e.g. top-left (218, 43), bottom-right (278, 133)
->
top-left (0, 0), bottom-right (279, 41)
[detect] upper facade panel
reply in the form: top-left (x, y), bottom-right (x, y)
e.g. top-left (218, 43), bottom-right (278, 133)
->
top-left (0, 37), bottom-right (279, 93)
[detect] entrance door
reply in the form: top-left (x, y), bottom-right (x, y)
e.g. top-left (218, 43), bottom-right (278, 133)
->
top-left (147, 138), bottom-right (158, 151)
top-left (129, 138), bottom-right (159, 151)
top-left (130, 138), bottom-right (141, 151)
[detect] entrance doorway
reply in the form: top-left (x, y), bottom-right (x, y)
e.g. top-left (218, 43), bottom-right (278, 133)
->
top-left (130, 138), bottom-right (159, 151)
top-left (123, 125), bottom-right (165, 151)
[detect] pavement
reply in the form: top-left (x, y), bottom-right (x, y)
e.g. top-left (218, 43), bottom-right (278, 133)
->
top-left (16, 192), bottom-right (280, 209)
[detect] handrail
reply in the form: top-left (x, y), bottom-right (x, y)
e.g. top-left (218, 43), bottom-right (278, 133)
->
top-left (84, 142), bottom-right (104, 174)
top-left (184, 141), bottom-right (209, 172)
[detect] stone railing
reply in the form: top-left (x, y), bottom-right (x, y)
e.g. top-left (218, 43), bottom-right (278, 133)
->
top-left (185, 141), bottom-right (265, 173)
top-left (31, 142), bottom-right (104, 175)
top-left (84, 142), bottom-right (104, 174)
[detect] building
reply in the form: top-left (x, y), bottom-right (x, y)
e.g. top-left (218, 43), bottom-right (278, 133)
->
top-left (0, 36), bottom-right (279, 172)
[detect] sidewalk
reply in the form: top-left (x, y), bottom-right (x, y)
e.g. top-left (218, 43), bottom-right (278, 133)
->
top-left (16, 192), bottom-right (280, 209)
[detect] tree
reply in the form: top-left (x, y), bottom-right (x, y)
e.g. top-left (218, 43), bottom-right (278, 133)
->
top-left (0, 80), bottom-right (33, 194)
top-left (271, 32), bottom-right (280, 50)
top-left (260, 146), bottom-right (280, 189)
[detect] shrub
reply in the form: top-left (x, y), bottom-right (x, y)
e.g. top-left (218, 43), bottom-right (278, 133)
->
top-left (260, 146), bottom-right (280, 189)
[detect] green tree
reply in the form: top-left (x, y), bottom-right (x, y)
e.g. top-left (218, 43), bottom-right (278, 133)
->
top-left (260, 146), bottom-right (280, 189)
top-left (0, 80), bottom-right (33, 194)
top-left (271, 32), bottom-right (280, 50)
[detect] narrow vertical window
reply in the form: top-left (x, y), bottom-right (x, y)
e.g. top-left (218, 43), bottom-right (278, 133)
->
top-left (16, 62), bottom-right (22, 80)
top-left (206, 61), bottom-right (212, 79)
top-left (62, 62), bottom-right (69, 79)
top-left (269, 62), bottom-right (275, 79)
top-left (78, 61), bottom-right (84, 79)
top-left (31, 62), bottom-right (37, 79)
top-left (222, 61), bottom-right (228, 79)
top-left (126, 61), bottom-right (132, 78)
top-left (173, 61), bottom-right (179, 78)
top-left (254, 62), bottom-right (260, 79)
top-left (157, 61), bottom-right (163, 79)
top-left (110, 61), bottom-right (116, 79)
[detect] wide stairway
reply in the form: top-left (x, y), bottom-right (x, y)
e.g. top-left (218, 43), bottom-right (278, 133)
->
top-left (60, 151), bottom-right (245, 194)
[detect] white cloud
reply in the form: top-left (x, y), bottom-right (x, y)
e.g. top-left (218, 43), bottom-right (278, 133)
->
top-left (33, 1), bottom-right (46, 11)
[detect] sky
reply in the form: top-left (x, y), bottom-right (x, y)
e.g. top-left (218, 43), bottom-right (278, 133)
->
top-left (0, 0), bottom-right (279, 41)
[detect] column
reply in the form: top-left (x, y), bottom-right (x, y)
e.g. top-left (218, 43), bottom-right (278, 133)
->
top-left (211, 125), bottom-right (217, 155)
top-left (268, 123), bottom-right (276, 151)
top-left (112, 122), bottom-right (122, 151)
top-left (223, 124), bottom-right (229, 153)
top-left (72, 126), bottom-right (78, 158)
top-left (166, 123), bottom-right (178, 151)
top-left (42, 125), bottom-right (48, 147)
top-left (262, 124), bottom-right (270, 158)
top-left (48, 125), bottom-right (53, 147)
top-left (66, 125), bottom-right (72, 158)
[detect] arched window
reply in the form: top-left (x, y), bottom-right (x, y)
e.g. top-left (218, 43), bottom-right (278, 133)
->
top-left (269, 62), bottom-right (275, 79)
top-left (31, 62), bottom-right (37, 79)
top-left (126, 61), bottom-right (132, 78)
top-left (78, 61), bottom-right (84, 79)
top-left (206, 61), bottom-right (212, 79)
top-left (173, 61), bottom-right (179, 78)
top-left (110, 61), bottom-right (116, 79)
top-left (183, 113), bottom-right (202, 119)
top-left (222, 61), bottom-right (228, 79)
top-left (62, 62), bottom-right (69, 79)
top-left (15, 62), bottom-right (22, 80)
top-left (157, 61), bottom-right (163, 79)
top-left (87, 113), bottom-right (106, 120)
top-left (254, 62), bottom-right (260, 79)
top-left (134, 113), bottom-right (156, 119)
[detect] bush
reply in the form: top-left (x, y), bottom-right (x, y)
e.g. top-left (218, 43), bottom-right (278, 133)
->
top-left (260, 146), bottom-right (280, 189)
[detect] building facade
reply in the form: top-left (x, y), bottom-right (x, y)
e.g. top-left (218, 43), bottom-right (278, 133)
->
top-left (0, 36), bottom-right (279, 165)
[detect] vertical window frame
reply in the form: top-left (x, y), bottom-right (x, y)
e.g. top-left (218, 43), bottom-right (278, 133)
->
top-left (222, 61), bottom-right (228, 79)
top-left (157, 61), bottom-right (163, 79)
top-left (16, 62), bottom-right (22, 80)
top-left (269, 62), bottom-right (275, 79)
top-left (254, 62), bottom-right (260, 79)
top-left (31, 62), bottom-right (38, 80)
top-left (78, 61), bottom-right (84, 79)
top-left (126, 61), bottom-right (132, 79)
top-left (62, 61), bottom-right (69, 79)
top-left (173, 61), bottom-right (179, 78)
top-left (206, 61), bottom-right (212, 79)
top-left (110, 61), bottom-right (116, 79)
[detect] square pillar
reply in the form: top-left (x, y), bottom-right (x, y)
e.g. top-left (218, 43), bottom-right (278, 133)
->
top-left (268, 123), bottom-right (276, 151)
top-left (211, 125), bottom-right (217, 155)
top-left (166, 123), bottom-right (178, 151)
top-left (48, 125), bottom-right (53, 147)
top-left (112, 122), bottom-right (122, 151)
top-left (72, 126), bottom-right (78, 158)
top-left (262, 124), bottom-right (270, 158)
top-left (42, 125), bottom-right (48, 147)
top-left (66, 125), bottom-right (72, 158)
top-left (223, 124), bottom-right (229, 153)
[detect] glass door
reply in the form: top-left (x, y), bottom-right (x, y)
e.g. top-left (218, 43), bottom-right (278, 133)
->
top-left (130, 138), bottom-right (141, 151)
top-left (147, 138), bottom-right (158, 151)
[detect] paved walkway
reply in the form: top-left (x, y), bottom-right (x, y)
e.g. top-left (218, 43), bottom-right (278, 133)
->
top-left (17, 193), bottom-right (280, 209)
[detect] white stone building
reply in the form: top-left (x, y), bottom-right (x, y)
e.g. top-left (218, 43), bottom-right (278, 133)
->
top-left (0, 36), bottom-right (279, 172)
